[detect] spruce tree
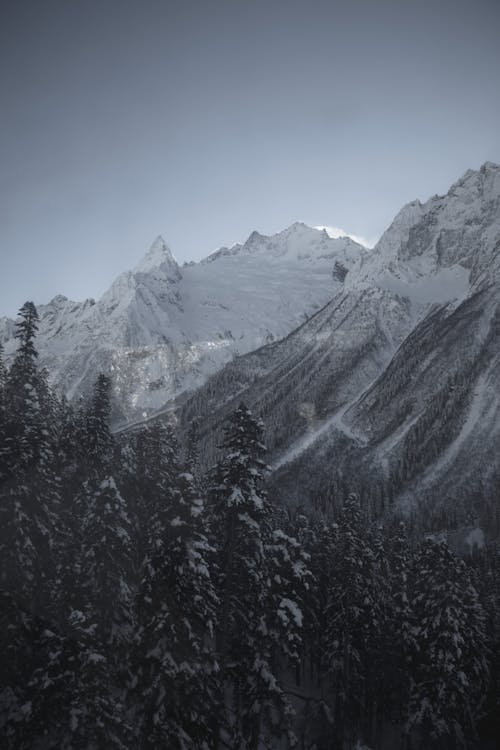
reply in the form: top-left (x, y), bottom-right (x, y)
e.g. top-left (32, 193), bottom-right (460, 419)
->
top-left (134, 420), bottom-right (180, 551)
top-left (86, 373), bottom-right (114, 469)
top-left (384, 521), bottom-right (413, 725)
top-left (79, 475), bottom-right (135, 648)
top-left (209, 403), bottom-right (301, 748)
top-left (0, 303), bottom-right (58, 608)
top-left (5, 301), bottom-right (42, 471)
top-left (135, 465), bottom-right (218, 749)
top-left (407, 538), bottom-right (488, 748)
top-left (185, 416), bottom-right (201, 477)
top-left (65, 609), bottom-right (133, 749)
top-left (324, 493), bottom-right (378, 749)
top-left (0, 342), bottom-right (8, 478)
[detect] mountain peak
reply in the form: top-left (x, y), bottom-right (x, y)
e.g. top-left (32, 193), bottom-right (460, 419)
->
top-left (134, 235), bottom-right (179, 274)
top-left (282, 221), bottom-right (314, 234)
top-left (447, 161), bottom-right (500, 196)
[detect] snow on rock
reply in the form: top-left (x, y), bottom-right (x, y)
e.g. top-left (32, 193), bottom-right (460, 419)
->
top-left (1, 162), bottom-right (499, 433)
top-left (346, 161), bottom-right (500, 312)
top-left (0, 224), bottom-right (366, 423)
top-left (133, 235), bottom-right (180, 275)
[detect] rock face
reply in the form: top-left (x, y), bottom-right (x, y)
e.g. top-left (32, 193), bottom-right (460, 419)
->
top-left (0, 226), bottom-right (365, 423)
top-left (171, 163), bottom-right (500, 530)
top-left (348, 161), bottom-right (500, 298)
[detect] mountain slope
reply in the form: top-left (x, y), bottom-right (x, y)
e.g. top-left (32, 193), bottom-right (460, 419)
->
top-left (170, 163), bottom-right (500, 532)
top-left (2, 162), bottom-right (499, 532)
top-left (0, 225), bottom-right (365, 422)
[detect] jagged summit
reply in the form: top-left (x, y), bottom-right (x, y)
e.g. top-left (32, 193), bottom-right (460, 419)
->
top-left (134, 235), bottom-right (179, 274)
top-left (201, 222), bottom-right (361, 264)
top-left (448, 160), bottom-right (499, 192)
top-left (1, 162), bottom-right (499, 425)
top-left (346, 161), bottom-right (500, 304)
top-left (49, 294), bottom-right (69, 305)
top-left (1, 217), bottom-right (363, 418)
top-left (206, 222), bottom-right (365, 263)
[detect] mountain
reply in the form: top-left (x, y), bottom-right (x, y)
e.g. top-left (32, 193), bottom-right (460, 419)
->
top-left (0, 224), bottom-right (365, 423)
top-left (2, 162), bottom-right (499, 532)
top-left (171, 162), bottom-right (500, 533)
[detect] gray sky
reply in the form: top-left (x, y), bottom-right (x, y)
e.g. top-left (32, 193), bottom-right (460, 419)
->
top-left (1, 0), bottom-right (499, 317)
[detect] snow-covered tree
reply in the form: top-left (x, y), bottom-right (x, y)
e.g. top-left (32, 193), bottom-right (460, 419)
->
top-left (185, 416), bottom-right (201, 478)
top-left (86, 373), bottom-right (114, 469)
top-left (324, 493), bottom-right (379, 749)
top-left (134, 420), bottom-right (179, 550)
top-left (78, 475), bottom-right (135, 648)
top-left (5, 302), bottom-right (43, 472)
top-left (407, 538), bottom-right (488, 748)
top-left (380, 521), bottom-right (413, 726)
top-left (134, 466), bottom-right (218, 748)
top-left (0, 303), bottom-right (59, 609)
top-left (64, 608), bottom-right (133, 749)
top-left (209, 402), bottom-right (303, 748)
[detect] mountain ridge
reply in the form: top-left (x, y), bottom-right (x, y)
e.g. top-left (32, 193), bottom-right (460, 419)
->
top-left (153, 162), bottom-right (500, 533)
top-left (0, 222), bottom-right (367, 422)
top-left (1, 162), bottom-right (499, 469)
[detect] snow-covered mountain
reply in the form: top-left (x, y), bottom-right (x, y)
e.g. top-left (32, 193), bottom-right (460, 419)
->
top-left (347, 160), bottom-right (500, 303)
top-left (2, 161), bottom-right (499, 528)
top-left (170, 162), bottom-right (500, 530)
top-left (0, 223), bottom-right (365, 423)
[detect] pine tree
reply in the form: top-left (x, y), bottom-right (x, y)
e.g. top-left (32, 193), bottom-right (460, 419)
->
top-left (185, 416), bottom-right (201, 477)
top-left (5, 301), bottom-right (42, 472)
top-left (383, 521), bottom-right (413, 727)
top-left (79, 475), bottom-right (135, 648)
top-left (0, 303), bottom-right (58, 608)
top-left (0, 341), bottom-right (6, 395)
top-left (134, 420), bottom-right (180, 551)
top-left (134, 463), bottom-right (218, 748)
top-left (0, 342), bottom-right (8, 478)
top-left (324, 493), bottom-right (378, 749)
top-left (86, 373), bottom-right (114, 469)
top-left (264, 512), bottom-right (311, 747)
top-left (0, 589), bottom-right (39, 747)
top-left (209, 403), bottom-right (300, 748)
top-left (407, 538), bottom-right (488, 748)
top-left (65, 608), bottom-right (133, 749)
top-left (9, 301), bottom-right (39, 376)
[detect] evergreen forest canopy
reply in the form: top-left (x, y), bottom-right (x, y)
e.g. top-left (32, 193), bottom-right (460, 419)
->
top-left (1, 301), bottom-right (500, 749)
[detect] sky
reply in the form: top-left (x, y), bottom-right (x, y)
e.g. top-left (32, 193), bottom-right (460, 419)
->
top-left (1, 0), bottom-right (499, 317)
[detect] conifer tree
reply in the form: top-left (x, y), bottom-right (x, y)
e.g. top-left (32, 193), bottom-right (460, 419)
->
top-left (65, 609), bottom-right (133, 749)
top-left (135, 420), bottom-right (180, 551)
top-left (185, 416), bottom-right (201, 478)
top-left (383, 521), bottom-right (413, 725)
top-left (9, 301), bottom-right (39, 374)
top-left (209, 403), bottom-right (301, 748)
top-left (407, 538), bottom-right (488, 748)
top-left (79, 475), bottom-right (135, 648)
top-left (0, 589), bottom-right (39, 747)
top-left (324, 493), bottom-right (378, 749)
top-left (5, 302), bottom-right (42, 471)
top-left (86, 373), bottom-right (114, 469)
top-left (0, 303), bottom-right (58, 608)
top-left (0, 341), bottom-right (6, 394)
top-left (0, 342), bottom-right (8, 478)
top-left (134, 460), bottom-right (218, 748)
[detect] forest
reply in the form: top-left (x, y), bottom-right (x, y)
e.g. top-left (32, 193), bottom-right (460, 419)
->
top-left (1, 302), bottom-right (500, 750)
